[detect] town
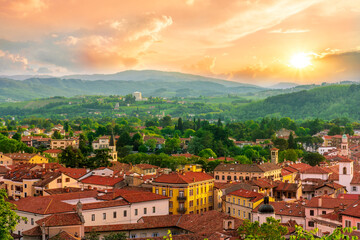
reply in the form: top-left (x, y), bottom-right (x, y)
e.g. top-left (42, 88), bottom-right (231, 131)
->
top-left (1, 106), bottom-right (360, 240)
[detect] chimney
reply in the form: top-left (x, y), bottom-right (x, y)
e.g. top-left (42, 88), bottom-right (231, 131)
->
top-left (318, 197), bottom-right (322, 207)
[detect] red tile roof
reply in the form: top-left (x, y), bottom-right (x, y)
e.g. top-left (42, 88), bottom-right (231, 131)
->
top-left (302, 166), bottom-right (330, 174)
top-left (305, 196), bottom-right (356, 209)
top-left (43, 149), bottom-right (63, 154)
top-left (134, 164), bottom-right (159, 169)
top-left (253, 201), bottom-right (305, 217)
top-left (227, 189), bottom-right (264, 202)
top-left (80, 175), bottom-right (124, 186)
top-left (36, 212), bottom-right (82, 227)
top-left (340, 200), bottom-right (360, 218)
top-left (49, 231), bottom-right (80, 240)
top-left (58, 167), bottom-right (87, 179)
top-left (96, 189), bottom-right (169, 203)
top-left (22, 226), bottom-right (42, 236)
top-left (153, 172), bottom-right (213, 184)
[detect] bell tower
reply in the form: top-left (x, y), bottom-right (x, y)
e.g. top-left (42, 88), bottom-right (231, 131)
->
top-left (271, 148), bottom-right (279, 164)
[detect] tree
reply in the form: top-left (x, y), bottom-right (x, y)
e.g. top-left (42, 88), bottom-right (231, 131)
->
top-left (287, 132), bottom-right (296, 149)
top-left (87, 149), bottom-right (112, 169)
top-left (303, 152), bottom-right (325, 166)
top-left (52, 130), bottom-right (63, 139)
top-left (132, 133), bottom-right (143, 151)
top-left (138, 144), bottom-right (148, 153)
top-left (116, 131), bottom-right (132, 148)
top-left (59, 146), bottom-right (85, 168)
top-left (235, 155), bottom-right (252, 164)
top-left (284, 149), bottom-right (298, 162)
top-left (238, 217), bottom-right (288, 240)
top-left (345, 124), bottom-right (354, 136)
top-left (103, 232), bottom-right (127, 240)
top-left (177, 117), bottom-right (184, 132)
top-left (0, 189), bottom-right (26, 240)
top-left (198, 148), bottom-right (217, 159)
top-left (12, 133), bottom-right (21, 142)
top-left (328, 125), bottom-right (343, 136)
top-left (164, 137), bottom-right (181, 154)
top-left (273, 138), bottom-right (288, 151)
top-left (289, 225), bottom-right (358, 240)
top-left (84, 230), bottom-right (100, 240)
top-left (160, 116), bottom-right (172, 128)
top-left (145, 139), bottom-right (157, 152)
top-left (64, 121), bottom-right (70, 133)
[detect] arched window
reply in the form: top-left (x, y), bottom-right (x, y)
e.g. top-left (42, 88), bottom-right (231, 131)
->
top-left (343, 167), bottom-right (347, 175)
top-left (228, 221), bottom-right (232, 229)
top-left (227, 176), bottom-right (231, 180)
top-left (234, 176), bottom-right (237, 180)
top-left (222, 176), bottom-right (225, 180)
top-left (215, 175), bottom-right (219, 180)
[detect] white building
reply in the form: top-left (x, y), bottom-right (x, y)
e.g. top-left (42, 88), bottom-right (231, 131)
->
top-left (132, 91), bottom-right (142, 101)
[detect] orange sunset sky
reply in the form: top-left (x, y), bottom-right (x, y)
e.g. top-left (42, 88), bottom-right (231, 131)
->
top-left (0, 0), bottom-right (359, 85)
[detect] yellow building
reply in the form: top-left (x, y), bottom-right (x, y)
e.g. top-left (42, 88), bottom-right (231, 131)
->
top-left (152, 172), bottom-right (214, 215)
top-left (0, 153), bottom-right (13, 166)
top-left (223, 189), bottom-right (274, 221)
top-left (132, 164), bottom-right (159, 175)
top-left (177, 164), bottom-right (203, 173)
top-left (4, 153), bottom-right (48, 164)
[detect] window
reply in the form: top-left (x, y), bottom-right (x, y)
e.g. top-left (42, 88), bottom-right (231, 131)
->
top-left (57, 179), bottom-right (62, 183)
top-left (209, 196), bottom-right (213, 203)
top-left (227, 207), bottom-right (230, 214)
top-left (103, 213), bottom-right (106, 220)
top-left (190, 200), bottom-right (193, 207)
top-left (144, 208), bottom-right (147, 214)
top-left (113, 211), bottom-right (117, 218)
top-left (91, 214), bottom-right (95, 221)
top-left (357, 222), bottom-right (360, 231)
top-left (135, 209), bottom-right (138, 216)
top-left (24, 184), bottom-right (27, 188)
top-left (243, 200), bottom-right (246, 206)
top-left (130, 234), bottom-right (137, 238)
top-left (66, 178), bottom-right (70, 182)
top-left (169, 201), bottom-right (173, 208)
top-left (197, 188), bottom-right (199, 194)
top-left (353, 186), bottom-right (357, 192)
top-left (153, 207), bottom-right (156, 213)
top-left (189, 189), bottom-right (193, 196)
top-left (238, 199), bottom-right (240, 205)
top-left (162, 190), bottom-right (166, 196)
top-left (179, 191), bottom-right (184, 197)
top-left (169, 190), bottom-right (173, 197)
top-left (215, 175), bottom-right (219, 180)
top-left (310, 210), bottom-right (314, 216)
top-left (233, 197), bottom-right (235, 203)
top-left (238, 210), bottom-right (240, 216)
top-left (308, 221), bottom-right (314, 227)
top-left (233, 208), bottom-right (235, 215)
top-left (322, 211), bottom-right (326, 215)
top-left (124, 210), bottom-right (127, 217)
top-left (155, 189), bottom-right (159, 194)
top-left (243, 212), bottom-right (246, 218)
top-left (24, 192), bottom-right (27, 197)
top-left (343, 167), bottom-right (347, 175)
top-left (345, 220), bottom-right (351, 227)
top-left (152, 233), bottom-right (159, 237)
top-left (227, 176), bottom-right (231, 180)
top-left (31, 218), bottom-right (34, 225)
top-left (222, 176), bottom-right (225, 180)
top-left (197, 199), bottom-right (199, 205)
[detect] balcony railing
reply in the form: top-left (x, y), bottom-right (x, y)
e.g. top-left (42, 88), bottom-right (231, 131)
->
top-left (177, 207), bottom-right (187, 214)
top-left (177, 196), bottom-right (187, 201)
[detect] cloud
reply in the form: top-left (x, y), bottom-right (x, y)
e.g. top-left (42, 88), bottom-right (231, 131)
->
top-left (183, 56), bottom-right (216, 75)
top-left (0, 0), bottom-right (47, 17)
top-left (0, 50), bottom-right (33, 74)
top-left (268, 28), bottom-right (310, 33)
top-left (36, 67), bottom-right (52, 74)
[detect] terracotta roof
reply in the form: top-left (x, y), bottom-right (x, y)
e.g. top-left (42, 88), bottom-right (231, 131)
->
top-left (49, 231), bottom-right (80, 240)
top-left (134, 164), bottom-right (159, 169)
top-left (286, 163), bottom-right (312, 173)
top-left (153, 172), bottom-right (213, 184)
top-left (80, 175), bottom-right (124, 186)
top-left (227, 189), bottom-right (264, 202)
top-left (337, 194), bottom-right (360, 200)
top-left (302, 166), bottom-right (330, 174)
top-left (305, 196), bottom-right (356, 209)
top-left (351, 174), bottom-right (360, 184)
top-left (58, 167), bottom-right (87, 179)
top-left (315, 182), bottom-right (345, 190)
top-left (274, 181), bottom-right (299, 192)
top-left (43, 149), bottom-right (63, 154)
top-left (4, 153), bottom-right (39, 161)
top-left (33, 172), bottom-right (62, 187)
top-left (214, 163), bottom-right (280, 173)
top-left (44, 187), bottom-right (88, 195)
top-left (340, 200), bottom-right (360, 218)
top-left (253, 201), bottom-right (305, 217)
top-left (96, 189), bottom-right (169, 203)
top-left (22, 226), bottom-right (42, 236)
top-left (248, 178), bottom-right (274, 189)
top-left (36, 212), bottom-right (82, 227)
top-left (171, 153), bottom-right (199, 158)
top-left (217, 157), bottom-right (235, 161)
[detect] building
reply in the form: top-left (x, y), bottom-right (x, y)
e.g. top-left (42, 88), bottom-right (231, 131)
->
top-left (50, 138), bottom-right (78, 149)
top-left (132, 164), bottom-right (159, 175)
top-left (271, 148), bottom-right (279, 164)
top-left (314, 182), bottom-right (346, 198)
top-left (0, 153), bottom-right (13, 166)
top-left (224, 188), bottom-right (269, 221)
top-left (152, 172), bottom-right (214, 215)
top-left (4, 153), bottom-right (48, 164)
top-left (253, 200), bottom-right (305, 226)
top-left (273, 181), bottom-right (302, 201)
top-left (80, 175), bottom-right (126, 190)
top-left (92, 136), bottom-right (110, 150)
top-left (132, 91), bottom-right (142, 101)
top-left (43, 149), bottom-right (62, 158)
top-left (214, 163), bottom-right (281, 183)
top-left (13, 189), bottom-right (170, 236)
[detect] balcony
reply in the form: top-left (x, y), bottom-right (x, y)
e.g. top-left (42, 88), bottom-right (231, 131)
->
top-left (177, 207), bottom-right (187, 214)
top-left (177, 195), bottom-right (187, 201)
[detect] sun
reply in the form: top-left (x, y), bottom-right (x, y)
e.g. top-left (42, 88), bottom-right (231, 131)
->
top-left (289, 53), bottom-right (312, 69)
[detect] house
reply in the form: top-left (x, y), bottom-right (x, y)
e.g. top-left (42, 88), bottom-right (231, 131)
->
top-left (152, 172), bottom-right (214, 215)
top-left (253, 201), bottom-right (306, 227)
top-left (132, 164), bottom-right (159, 175)
top-left (32, 172), bottom-right (80, 196)
top-left (341, 199), bottom-right (360, 231)
top-left (92, 136), bottom-right (110, 150)
top-left (314, 182), bottom-right (346, 198)
top-left (177, 164), bottom-right (203, 173)
top-left (214, 163), bottom-right (281, 183)
top-left (80, 175), bottom-right (126, 190)
top-left (223, 188), bottom-right (270, 221)
top-left (273, 181), bottom-right (302, 201)
top-left (4, 153), bottom-right (48, 164)
top-left (50, 138), bottom-right (78, 149)
top-left (304, 196), bottom-right (356, 231)
top-left (312, 210), bottom-right (342, 237)
top-left (13, 189), bottom-right (169, 236)
top-left (300, 166), bottom-right (330, 181)
top-left (43, 149), bottom-right (63, 158)
top-left (0, 153), bottom-right (13, 166)
top-left (84, 211), bottom-right (243, 240)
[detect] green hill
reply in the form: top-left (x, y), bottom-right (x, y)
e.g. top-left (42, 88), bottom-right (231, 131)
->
top-left (237, 84), bottom-right (360, 120)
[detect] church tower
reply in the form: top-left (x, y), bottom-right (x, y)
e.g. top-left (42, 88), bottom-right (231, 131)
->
top-left (109, 134), bottom-right (117, 161)
top-left (257, 196), bottom-right (275, 224)
top-left (339, 134), bottom-right (349, 157)
top-left (271, 148), bottom-right (279, 164)
top-left (339, 157), bottom-right (353, 193)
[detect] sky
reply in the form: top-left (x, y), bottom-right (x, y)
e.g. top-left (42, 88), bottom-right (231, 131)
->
top-left (0, 0), bottom-right (359, 85)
